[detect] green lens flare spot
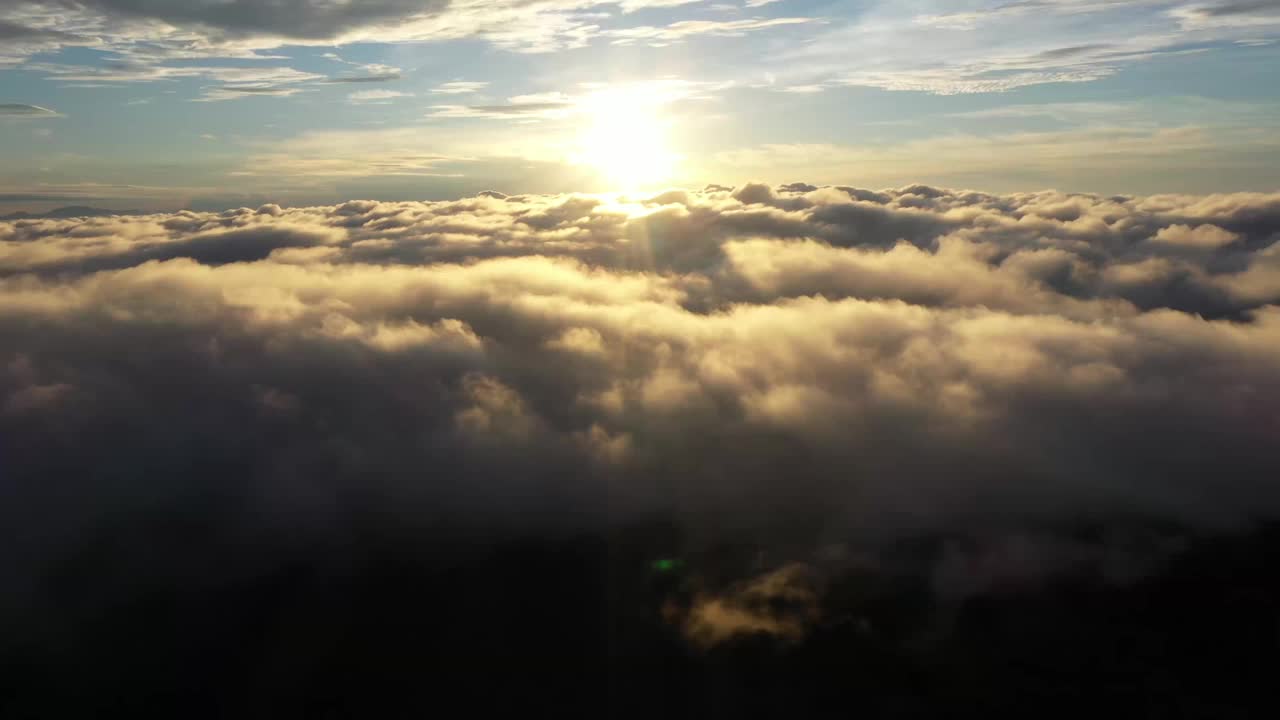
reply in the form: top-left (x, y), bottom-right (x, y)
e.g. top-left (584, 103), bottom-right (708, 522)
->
top-left (652, 558), bottom-right (683, 573)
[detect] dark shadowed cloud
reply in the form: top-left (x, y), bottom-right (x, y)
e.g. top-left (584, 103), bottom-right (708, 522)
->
top-left (1196, 0), bottom-right (1280, 17)
top-left (0, 19), bottom-right (69, 40)
top-left (50, 0), bottom-right (451, 40)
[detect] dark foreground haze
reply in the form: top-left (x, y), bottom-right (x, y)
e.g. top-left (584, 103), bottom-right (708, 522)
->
top-left (3, 183), bottom-right (1280, 716)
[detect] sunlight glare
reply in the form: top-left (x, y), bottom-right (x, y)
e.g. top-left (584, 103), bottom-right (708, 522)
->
top-left (572, 87), bottom-right (681, 191)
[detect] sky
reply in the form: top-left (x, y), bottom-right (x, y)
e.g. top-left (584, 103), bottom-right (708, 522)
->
top-left (1, 0), bottom-right (1280, 212)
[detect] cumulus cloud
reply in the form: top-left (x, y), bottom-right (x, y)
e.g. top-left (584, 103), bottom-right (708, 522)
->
top-left (4, 181), bottom-right (1280, 712)
top-left (1150, 223), bottom-right (1241, 248)
top-left (3, 182), bottom-right (1280, 555)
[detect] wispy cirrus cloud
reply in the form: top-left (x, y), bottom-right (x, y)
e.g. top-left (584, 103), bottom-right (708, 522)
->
top-left (768, 1), bottom-right (1279, 95)
top-left (225, 127), bottom-right (476, 180)
top-left (0, 103), bottom-right (60, 118)
top-left (21, 60), bottom-right (409, 100)
top-left (1172, 0), bottom-right (1280, 29)
top-left (431, 81), bottom-right (490, 95)
top-left (25, 60), bottom-right (325, 101)
top-left (428, 79), bottom-right (723, 122)
top-left (428, 97), bottom-right (576, 120)
top-left (323, 64), bottom-right (404, 84)
top-left (606, 16), bottom-right (818, 46)
top-left (0, 0), bottom-right (804, 67)
top-left (348, 89), bottom-right (414, 104)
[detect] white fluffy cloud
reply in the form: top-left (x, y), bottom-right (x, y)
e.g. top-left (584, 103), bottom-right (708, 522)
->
top-left (4, 182), bottom-right (1280, 708)
top-left (3, 183), bottom-right (1280, 547)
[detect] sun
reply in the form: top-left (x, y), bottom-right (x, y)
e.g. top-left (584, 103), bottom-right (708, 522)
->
top-left (571, 87), bottom-right (680, 191)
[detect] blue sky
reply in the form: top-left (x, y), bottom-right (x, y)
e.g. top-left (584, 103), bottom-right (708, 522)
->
top-left (1, 0), bottom-right (1279, 211)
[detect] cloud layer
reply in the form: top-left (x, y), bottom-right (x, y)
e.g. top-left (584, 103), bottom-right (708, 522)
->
top-left (4, 181), bottom-right (1280, 716)
top-left (4, 183), bottom-right (1279, 557)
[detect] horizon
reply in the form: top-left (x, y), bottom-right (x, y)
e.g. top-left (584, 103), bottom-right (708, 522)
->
top-left (3, 1), bottom-right (1280, 213)
top-left (11, 177), bottom-right (1275, 216)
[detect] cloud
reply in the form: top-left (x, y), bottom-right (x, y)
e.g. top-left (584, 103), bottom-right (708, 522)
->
top-left (28, 58), bottom-right (401, 99)
top-left (24, 61), bottom-right (325, 101)
top-left (323, 64), bottom-right (403, 83)
top-left (837, 67), bottom-right (1116, 95)
top-left (615, 0), bottom-right (703, 12)
top-left (1173, 0), bottom-right (1280, 28)
top-left (1150, 223), bottom-right (1241, 248)
top-left (14, 0), bottom-right (454, 43)
top-left (4, 181), bottom-right (1280, 707)
top-left (426, 80), bottom-right (723, 125)
top-left (0, 16), bottom-right (79, 67)
top-left (196, 85), bottom-right (304, 101)
top-left (0, 0), bottom-right (776, 67)
top-left (710, 124), bottom-right (1280, 192)
top-left (348, 89), bottom-right (413, 104)
top-left (912, 1), bottom-right (1153, 30)
top-left (2, 0), bottom-right (1274, 95)
top-left (680, 564), bottom-right (822, 647)
top-left (772, 0), bottom-right (1276, 95)
top-left (945, 101), bottom-right (1137, 121)
top-left (428, 101), bottom-right (576, 120)
top-left (0, 103), bottom-right (60, 117)
top-left (221, 127), bottom-right (521, 185)
top-left (778, 84), bottom-right (826, 93)
top-left (606, 16), bottom-right (817, 45)
top-left (0, 184), bottom-right (189, 206)
top-left (324, 73), bottom-right (402, 83)
top-left (0, 19), bottom-right (66, 41)
top-left (431, 81), bottom-right (490, 95)
top-left (3, 182), bottom-right (1280, 550)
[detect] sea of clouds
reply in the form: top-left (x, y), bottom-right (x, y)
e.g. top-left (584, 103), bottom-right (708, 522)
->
top-left (3, 183), bottom-right (1280, 585)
